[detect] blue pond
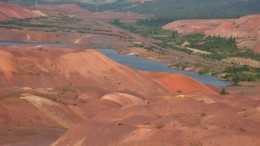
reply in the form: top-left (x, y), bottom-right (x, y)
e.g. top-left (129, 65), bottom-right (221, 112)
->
top-left (97, 49), bottom-right (231, 87)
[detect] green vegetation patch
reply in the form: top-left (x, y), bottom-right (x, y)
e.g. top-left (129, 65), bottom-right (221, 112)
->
top-left (129, 0), bottom-right (260, 20)
top-left (111, 20), bottom-right (260, 83)
top-left (220, 88), bottom-right (229, 95)
top-left (60, 16), bottom-right (81, 24)
top-left (0, 17), bottom-right (55, 28)
top-left (224, 65), bottom-right (260, 83)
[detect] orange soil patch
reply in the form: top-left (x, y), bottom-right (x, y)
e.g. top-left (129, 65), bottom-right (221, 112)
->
top-left (0, 50), bottom-right (16, 79)
top-left (141, 72), bottom-right (218, 95)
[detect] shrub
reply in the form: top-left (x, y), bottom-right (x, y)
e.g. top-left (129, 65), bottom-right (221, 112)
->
top-left (156, 124), bottom-right (165, 129)
top-left (177, 90), bottom-right (183, 93)
top-left (220, 88), bottom-right (229, 95)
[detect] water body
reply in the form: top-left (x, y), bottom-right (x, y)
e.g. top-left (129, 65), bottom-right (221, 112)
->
top-left (97, 49), bottom-right (231, 87)
top-left (0, 41), bottom-right (72, 47)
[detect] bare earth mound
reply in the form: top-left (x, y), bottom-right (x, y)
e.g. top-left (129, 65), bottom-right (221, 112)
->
top-left (0, 47), bottom-right (167, 96)
top-left (0, 2), bottom-right (41, 21)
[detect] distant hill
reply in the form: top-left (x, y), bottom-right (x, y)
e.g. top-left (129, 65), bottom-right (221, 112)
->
top-left (0, 0), bottom-right (117, 5)
top-left (0, 2), bottom-right (41, 21)
top-left (163, 14), bottom-right (260, 52)
top-left (128, 0), bottom-right (260, 19)
top-left (75, 0), bottom-right (117, 4)
top-left (1, 0), bottom-right (260, 21)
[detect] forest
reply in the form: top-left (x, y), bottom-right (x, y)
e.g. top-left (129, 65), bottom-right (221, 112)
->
top-left (128, 0), bottom-right (260, 19)
top-left (2, 0), bottom-right (260, 23)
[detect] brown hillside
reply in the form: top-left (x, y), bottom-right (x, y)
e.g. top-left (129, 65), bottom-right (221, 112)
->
top-left (163, 15), bottom-right (260, 52)
top-left (0, 2), bottom-right (40, 21)
top-left (0, 46), bottom-right (220, 95)
top-left (206, 14), bottom-right (260, 39)
top-left (0, 46), bottom-right (260, 146)
top-left (163, 15), bottom-right (260, 39)
top-left (0, 46), bottom-right (166, 95)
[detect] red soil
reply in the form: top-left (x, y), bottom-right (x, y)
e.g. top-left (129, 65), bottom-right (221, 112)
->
top-left (0, 46), bottom-right (259, 146)
top-left (0, 2), bottom-right (259, 146)
top-left (0, 46), bottom-right (219, 96)
top-left (0, 47), bottom-right (166, 95)
top-left (0, 96), bottom-right (70, 145)
top-left (0, 2), bottom-right (39, 21)
top-left (141, 72), bottom-right (218, 95)
top-left (51, 90), bottom-right (260, 146)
